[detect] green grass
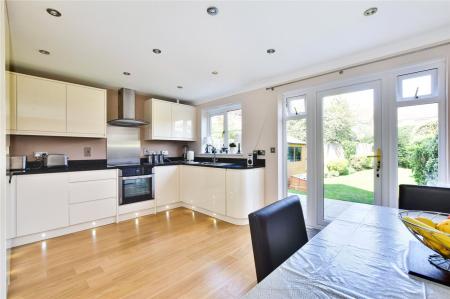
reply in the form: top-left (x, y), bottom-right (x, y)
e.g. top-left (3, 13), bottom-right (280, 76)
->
top-left (289, 167), bottom-right (415, 204)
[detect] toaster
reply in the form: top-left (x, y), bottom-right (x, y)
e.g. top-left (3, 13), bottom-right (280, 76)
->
top-left (9, 155), bottom-right (27, 170)
top-left (44, 154), bottom-right (69, 168)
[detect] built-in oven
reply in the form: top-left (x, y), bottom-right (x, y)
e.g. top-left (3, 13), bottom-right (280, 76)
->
top-left (118, 166), bottom-right (155, 205)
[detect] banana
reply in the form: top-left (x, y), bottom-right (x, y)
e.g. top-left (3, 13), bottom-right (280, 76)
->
top-left (436, 219), bottom-right (450, 234)
top-left (416, 217), bottom-right (436, 229)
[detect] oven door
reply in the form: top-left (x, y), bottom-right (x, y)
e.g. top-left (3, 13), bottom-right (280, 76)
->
top-left (119, 174), bottom-right (155, 205)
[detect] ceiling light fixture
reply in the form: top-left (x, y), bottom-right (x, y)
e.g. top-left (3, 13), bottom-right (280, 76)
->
top-left (363, 7), bottom-right (378, 16)
top-left (123, 72), bottom-right (131, 76)
top-left (211, 71), bottom-right (218, 75)
top-left (266, 49), bottom-right (276, 54)
top-left (206, 6), bottom-right (218, 16)
top-left (152, 49), bottom-right (162, 54)
top-left (46, 8), bottom-right (62, 17)
top-left (177, 86), bottom-right (183, 89)
top-left (38, 49), bottom-right (50, 55)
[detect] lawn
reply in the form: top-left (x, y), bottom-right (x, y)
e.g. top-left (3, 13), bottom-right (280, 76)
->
top-left (289, 168), bottom-right (415, 204)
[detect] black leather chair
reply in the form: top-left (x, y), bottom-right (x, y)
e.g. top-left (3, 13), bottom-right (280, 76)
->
top-left (399, 184), bottom-right (450, 213)
top-left (248, 195), bottom-right (308, 283)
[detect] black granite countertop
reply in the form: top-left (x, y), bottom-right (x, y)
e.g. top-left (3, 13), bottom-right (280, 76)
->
top-left (7, 157), bottom-right (265, 177)
top-left (7, 159), bottom-right (112, 176)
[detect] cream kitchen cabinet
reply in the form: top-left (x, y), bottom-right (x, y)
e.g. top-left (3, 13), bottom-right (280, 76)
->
top-left (144, 98), bottom-right (197, 141)
top-left (66, 85), bottom-right (106, 137)
top-left (16, 173), bottom-right (69, 236)
top-left (6, 72), bottom-right (107, 138)
top-left (179, 165), bottom-right (226, 215)
top-left (16, 74), bottom-right (67, 133)
top-left (10, 169), bottom-right (118, 247)
top-left (226, 168), bottom-right (265, 219)
top-left (6, 71), bottom-right (16, 131)
top-left (154, 165), bottom-right (179, 206)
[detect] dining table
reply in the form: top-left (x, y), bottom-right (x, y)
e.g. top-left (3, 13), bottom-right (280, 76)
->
top-left (244, 204), bottom-right (450, 299)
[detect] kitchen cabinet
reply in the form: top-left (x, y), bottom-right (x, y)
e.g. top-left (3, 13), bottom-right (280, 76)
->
top-left (17, 74), bottom-right (66, 133)
top-left (10, 169), bottom-right (118, 247)
top-left (7, 72), bottom-right (107, 138)
top-left (6, 71), bottom-right (16, 131)
top-left (66, 84), bottom-right (106, 137)
top-left (154, 166), bottom-right (179, 206)
top-left (16, 173), bottom-right (69, 236)
top-left (144, 98), bottom-right (197, 141)
top-left (172, 103), bottom-right (196, 140)
top-left (226, 168), bottom-right (265, 219)
top-left (179, 166), bottom-right (226, 215)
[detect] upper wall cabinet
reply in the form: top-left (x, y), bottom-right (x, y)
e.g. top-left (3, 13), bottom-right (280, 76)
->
top-left (144, 98), bottom-right (197, 141)
top-left (6, 72), bottom-right (16, 131)
top-left (6, 72), bottom-right (107, 138)
top-left (17, 74), bottom-right (67, 133)
top-left (67, 85), bottom-right (106, 136)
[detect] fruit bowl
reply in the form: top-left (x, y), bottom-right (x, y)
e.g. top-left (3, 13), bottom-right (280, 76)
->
top-left (399, 210), bottom-right (450, 271)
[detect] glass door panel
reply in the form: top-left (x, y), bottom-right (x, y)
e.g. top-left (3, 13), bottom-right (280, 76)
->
top-left (286, 118), bottom-right (307, 219)
top-left (397, 103), bottom-right (439, 186)
top-left (319, 82), bottom-right (381, 222)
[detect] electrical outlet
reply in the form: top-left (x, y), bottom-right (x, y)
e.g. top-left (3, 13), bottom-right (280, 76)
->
top-left (84, 147), bottom-right (92, 157)
top-left (270, 147), bottom-right (276, 153)
top-left (143, 148), bottom-right (151, 155)
top-left (257, 150), bottom-right (265, 156)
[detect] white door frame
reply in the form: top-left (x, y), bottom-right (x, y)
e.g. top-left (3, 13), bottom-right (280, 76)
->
top-left (316, 80), bottom-right (382, 226)
top-left (281, 58), bottom-right (447, 228)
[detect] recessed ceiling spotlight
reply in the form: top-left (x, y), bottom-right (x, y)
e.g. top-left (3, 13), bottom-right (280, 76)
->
top-left (46, 8), bottom-right (62, 17)
top-left (177, 86), bottom-right (183, 89)
top-left (38, 49), bottom-right (50, 55)
top-left (211, 71), bottom-right (218, 75)
top-left (206, 6), bottom-right (218, 16)
top-left (152, 48), bottom-right (162, 54)
top-left (363, 7), bottom-right (378, 16)
top-left (123, 72), bottom-right (131, 76)
top-left (266, 49), bottom-right (276, 54)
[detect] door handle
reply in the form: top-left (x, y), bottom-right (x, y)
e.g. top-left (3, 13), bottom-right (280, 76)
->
top-left (367, 148), bottom-right (382, 177)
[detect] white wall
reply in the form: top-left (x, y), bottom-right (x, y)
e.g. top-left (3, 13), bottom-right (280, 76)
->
top-left (1, 1), bottom-right (7, 298)
top-left (194, 43), bottom-right (450, 206)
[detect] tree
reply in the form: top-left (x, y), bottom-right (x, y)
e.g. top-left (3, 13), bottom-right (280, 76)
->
top-left (286, 119), bottom-right (306, 142)
top-left (410, 135), bottom-right (438, 185)
top-left (323, 97), bottom-right (355, 144)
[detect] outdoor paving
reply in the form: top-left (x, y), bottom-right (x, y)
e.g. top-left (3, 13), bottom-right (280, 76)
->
top-left (291, 193), bottom-right (368, 221)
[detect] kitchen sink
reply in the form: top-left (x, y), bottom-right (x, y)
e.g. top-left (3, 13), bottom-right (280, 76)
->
top-left (198, 162), bottom-right (235, 167)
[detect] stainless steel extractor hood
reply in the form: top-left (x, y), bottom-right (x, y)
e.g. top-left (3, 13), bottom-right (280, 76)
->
top-left (107, 88), bottom-right (149, 127)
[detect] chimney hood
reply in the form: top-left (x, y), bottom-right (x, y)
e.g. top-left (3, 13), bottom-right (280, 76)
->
top-left (107, 88), bottom-right (149, 127)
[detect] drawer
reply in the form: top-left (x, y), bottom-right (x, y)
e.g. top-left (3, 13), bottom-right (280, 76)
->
top-left (68, 169), bottom-right (117, 182)
top-left (69, 198), bottom-right (116, 225)
top-left (69, 179), bottom-right (116, 204)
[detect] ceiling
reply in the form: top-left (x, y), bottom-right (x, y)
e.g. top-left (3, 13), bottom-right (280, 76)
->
top-left (6, 1), bottom-right (450, 104)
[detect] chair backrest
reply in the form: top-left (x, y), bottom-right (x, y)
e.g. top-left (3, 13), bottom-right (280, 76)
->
top-left (248, 195), bottom-right (308, 283)
top-left (399, 184), bottom-right (450, 213)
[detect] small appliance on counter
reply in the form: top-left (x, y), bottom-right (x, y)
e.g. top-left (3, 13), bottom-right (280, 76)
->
top-left (43, 154), bottom-right (69, 168)
top-left (8, 155), bottom-right (27, 171)
top-left (247, 153), bottom-right (254, 167)
top-left (187, 150), bottom-right (194, 162)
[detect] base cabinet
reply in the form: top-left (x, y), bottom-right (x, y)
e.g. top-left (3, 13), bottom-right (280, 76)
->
top-left (16, 173), bottom-right (69, 236)
top-left (226, 168), bottom-right (265, 219)
top-left (154, 165), bottom-right (179, 206)
top-left (10, 169), bottom-right (118, 246)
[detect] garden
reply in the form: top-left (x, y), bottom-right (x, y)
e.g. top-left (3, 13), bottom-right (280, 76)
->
top-left (288, 93), bottom-right (439, 204)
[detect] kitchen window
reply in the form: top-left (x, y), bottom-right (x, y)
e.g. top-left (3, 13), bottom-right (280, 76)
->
top-left (205, 105), bottom-right (242, 154)
top-left (397, 68), bottom-right (438, 101)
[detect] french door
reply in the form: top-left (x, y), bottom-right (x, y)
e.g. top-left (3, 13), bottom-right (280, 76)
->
top-left (317, 81), bottom-right (382, 225)
top-left (283, 61), bottom-right (447, 228)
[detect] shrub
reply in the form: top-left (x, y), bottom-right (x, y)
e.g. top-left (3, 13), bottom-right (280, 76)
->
top-left (327, 159), bottom-right (349, 176)
top-left (410, 136), bottom-right (438, 185)
top-left (350, 156), bottom-right (374, 171)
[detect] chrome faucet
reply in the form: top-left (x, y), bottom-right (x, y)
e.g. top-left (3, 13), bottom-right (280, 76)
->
top-left (206, 144), bottom-right (218, 164)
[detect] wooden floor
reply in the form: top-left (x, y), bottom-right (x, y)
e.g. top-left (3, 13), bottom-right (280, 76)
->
top-left (8, 208), bottom-right (258, 299)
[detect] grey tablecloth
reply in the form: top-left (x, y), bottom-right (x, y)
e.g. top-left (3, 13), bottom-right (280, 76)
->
top-left (245, 205), bottom-right (450, 299)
